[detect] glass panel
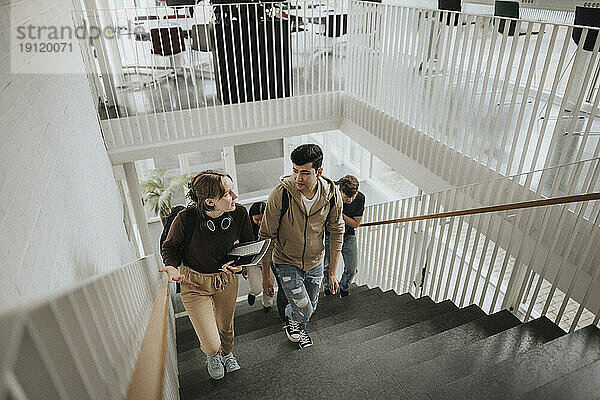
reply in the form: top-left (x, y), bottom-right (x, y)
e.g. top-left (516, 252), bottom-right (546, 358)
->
top-left (235, 140), bottom-right (285, 198)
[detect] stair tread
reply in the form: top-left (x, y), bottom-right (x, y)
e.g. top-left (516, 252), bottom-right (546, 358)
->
top-left (176, 286), bottom-right (388, 354)
top-left (519, 358), bottom-right (600, 400)
top-left (351, 303), bottom-right (485, 355)
top-left (178, 293), bottom-right (425, 388)
top-left (177, 289), bottom-right (400, 365)
top-left (321, 299), bottom-right (458, 354)
top-left (369, 309), bottom-right (521, 372)
top-left (394, 316), bottom-right (565, 397)
top-left (187, 357), bottom-right (408, 400)
top-left (177, 289), bottom-right (410, 364)
top-left (177, 285), bottom-right (382, 337)
top-left (234, 283), bottom-right (371, 317)
top-left (181, 299), bottom-right (463, 399)
top-left (426, 324), bottom-right (600, 400)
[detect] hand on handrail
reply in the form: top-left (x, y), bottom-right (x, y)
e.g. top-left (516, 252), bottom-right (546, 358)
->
top-left (159, 266), bottom-right (184, 283)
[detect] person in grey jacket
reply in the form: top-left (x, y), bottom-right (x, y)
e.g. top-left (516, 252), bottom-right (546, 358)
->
top-left (259, 144), bottom-right (344, 349)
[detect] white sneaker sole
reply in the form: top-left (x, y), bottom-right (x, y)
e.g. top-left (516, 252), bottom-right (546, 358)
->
top-left (208, 367), bottom-right (225, 380)
top-left (286, 330), bottom-right (300, 343)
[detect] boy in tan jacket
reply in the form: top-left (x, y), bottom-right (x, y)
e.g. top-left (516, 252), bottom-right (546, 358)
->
top-left (259, 144), bottom-right (344, 349)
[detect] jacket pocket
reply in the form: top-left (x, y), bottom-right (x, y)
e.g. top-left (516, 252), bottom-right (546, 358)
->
top-left (282, 238), bottom-right (303, 258)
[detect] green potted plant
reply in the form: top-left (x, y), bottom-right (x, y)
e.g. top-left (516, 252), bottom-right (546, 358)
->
top-left (140, 168), bottom-right (191, 225)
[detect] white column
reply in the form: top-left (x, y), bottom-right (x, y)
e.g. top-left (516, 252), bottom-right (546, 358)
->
top-left (222, 146), bottom-right (239, 194)
top-left (360, 148), bottom-right (372, 180)
top-left (342, 134), bottom-right (352, 167)
top-left (322, 132), bottom-right (332, 173)
top-left (283, 137), bottom-right (294, 175)
top-left (116, 179), bottom-right (142, 259)
top-left (123, 162), bottom-right (153, 256)
top-left (178, 154), bottom-right (190, 174)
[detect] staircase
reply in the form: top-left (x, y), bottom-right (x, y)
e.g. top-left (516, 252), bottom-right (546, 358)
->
top-left (175, 286), bottom-right (600, 400)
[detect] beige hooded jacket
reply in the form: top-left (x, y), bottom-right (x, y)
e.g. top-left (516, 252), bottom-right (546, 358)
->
top-left (258, 175), bottom-right (344, 271)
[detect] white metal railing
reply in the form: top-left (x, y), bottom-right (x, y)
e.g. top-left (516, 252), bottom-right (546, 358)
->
top-left (74, 1), bottom-right (600, 173)
top-left (0, 255), bottom-right (178, 400)
top-left (76, 2), bottom-right (349, 115)
top-left (356, 158), bottom-right (600, 332)
top-left (346, 3), bottom-right (600, 186)
top-left (73, 1), bottom-right (349, 152)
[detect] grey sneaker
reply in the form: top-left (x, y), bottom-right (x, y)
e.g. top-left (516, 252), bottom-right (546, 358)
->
top-left (206, 352), bottom-right (225, 380)
top-left (285, 319), bottom-right (301, 342)
top-left (222, 352), bottom-right (241, 372)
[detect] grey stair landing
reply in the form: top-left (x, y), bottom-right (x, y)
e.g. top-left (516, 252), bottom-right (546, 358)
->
top-left (174, 285), bottom-right (600, 400)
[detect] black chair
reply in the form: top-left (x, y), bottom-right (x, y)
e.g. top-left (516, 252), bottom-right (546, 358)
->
top-left (190, 24), bottom-right (213, 77)
top-left (495, 1), bottom-right (539, 38)
top-left (438, 0), bottom-right (461, 26)
top-left (190, 24), bottom-right (211, 52)
top-left (495, 0), bottom-right (519, 36)
top-left (571, 6), bottom-right (600, 52)
top-left (149, 27), bottom-right (186, 83)
top-left (324, 13), bottom-right (348, 38)
top-left (150, 27), bottom-right (185, 56)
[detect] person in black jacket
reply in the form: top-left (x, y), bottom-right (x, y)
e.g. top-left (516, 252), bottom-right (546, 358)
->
top-left (323, 175), bottom-right (365, 297)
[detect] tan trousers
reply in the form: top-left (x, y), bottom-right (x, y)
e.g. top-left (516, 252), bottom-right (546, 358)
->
top-left (180, 266), bottom-right (239, 357)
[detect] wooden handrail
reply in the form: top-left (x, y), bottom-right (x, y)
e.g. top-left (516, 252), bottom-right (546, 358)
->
top-left (126, 275), bottom-right (169, 400)
top-left (359, 192), bottom-right (600, 228)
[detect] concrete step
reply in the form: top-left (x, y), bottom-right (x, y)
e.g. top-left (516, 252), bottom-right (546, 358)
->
top-left (427, 324), bottom-right (600, 400)
top-left (395, 316), bottom-right (565, 399)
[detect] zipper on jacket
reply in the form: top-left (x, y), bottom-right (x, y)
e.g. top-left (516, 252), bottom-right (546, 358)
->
top-left (301, 214), bottom-right (308, 269)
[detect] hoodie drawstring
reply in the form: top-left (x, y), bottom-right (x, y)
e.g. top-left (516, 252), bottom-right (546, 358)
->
top-left (212, 273), bottom-right (228, 291)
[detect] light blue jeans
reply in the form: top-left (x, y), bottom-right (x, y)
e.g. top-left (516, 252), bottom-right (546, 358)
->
top-left (324, 234), bottom-right (358, 292)
top-left (272, 263), bottom-right (323, 330)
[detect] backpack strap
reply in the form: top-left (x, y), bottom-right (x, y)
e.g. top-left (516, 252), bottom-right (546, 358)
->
top-left (279, 185), bottom-right (336, 224)
top-left (279, 187), bottom-right (290, 224)
top-left (181, 206), bottom-right (198, 255)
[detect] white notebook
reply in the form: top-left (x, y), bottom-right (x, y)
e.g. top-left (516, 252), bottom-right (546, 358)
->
top-left (224, 239), bottom-right (271, 268)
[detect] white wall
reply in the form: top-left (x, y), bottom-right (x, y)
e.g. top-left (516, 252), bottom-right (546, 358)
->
top-left (0, 0), bottom-right (136, 313)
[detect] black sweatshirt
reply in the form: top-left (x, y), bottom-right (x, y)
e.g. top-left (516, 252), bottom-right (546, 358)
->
top-left (161, 204), bottom-right (254, 273)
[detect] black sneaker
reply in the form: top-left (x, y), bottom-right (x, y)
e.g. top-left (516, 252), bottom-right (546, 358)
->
top-left (263, 305), bottom-right (272, 313)
top-left (324, 288), bottom-right (334, 296)
top-left (340, 289), bottom-right (349, 298)
top-left (247, 293), bottom-right (256, 306)
top-left (298, 330), bottom-right (313, 349)
top-left (284, 319), bottom-right (301, 342)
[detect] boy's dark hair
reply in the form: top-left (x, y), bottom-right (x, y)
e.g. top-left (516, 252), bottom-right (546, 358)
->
top-left (290, 144), bottom-right (323, 170)
top-left (337, 175), bottom-right (360, 197)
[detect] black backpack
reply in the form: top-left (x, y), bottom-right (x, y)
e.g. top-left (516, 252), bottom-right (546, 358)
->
top-left (160, 205), bottom-right (198, 254)
top-left (160, 205), bottom-right (198, 293)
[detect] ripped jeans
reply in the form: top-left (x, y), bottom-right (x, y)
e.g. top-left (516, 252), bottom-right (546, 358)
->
top-left (272, 263), bottom-right (323, 330)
